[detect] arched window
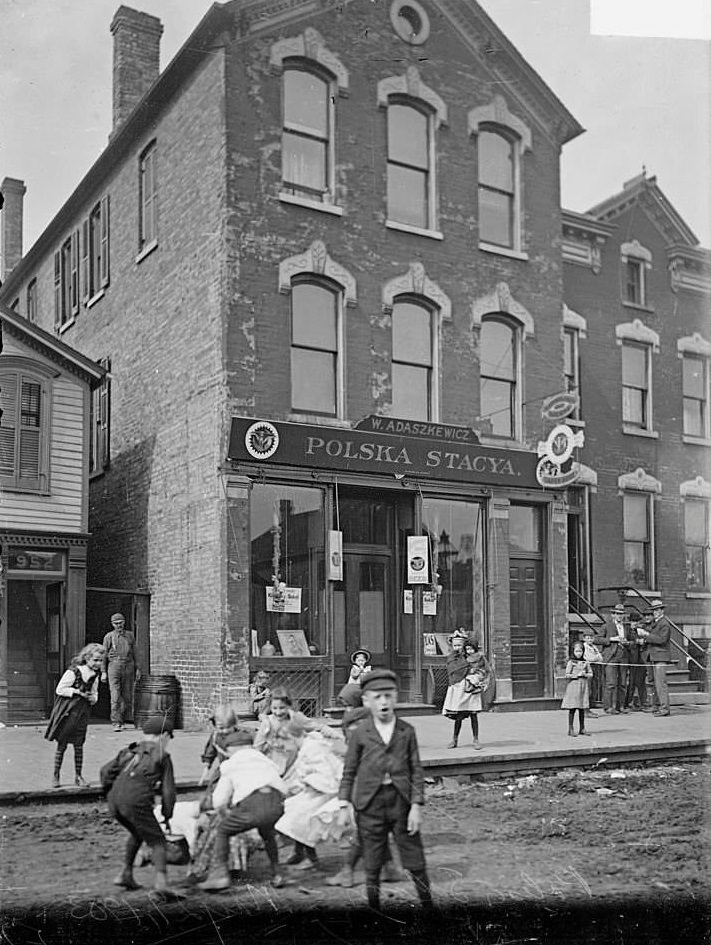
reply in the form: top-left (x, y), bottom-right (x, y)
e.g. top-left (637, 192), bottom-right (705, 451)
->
top-left (282, 65), bottom-right (331, 201)
top-left (290, 280), bottom-right (340, 416)
top-left (387, 101), bottom-right (431, 229)
top-left (478, 130), bottom-right (515, 249)
top-left (480, 316), bottom-right (518, 438)
top-left (391, 298), bottom-right (435, 420)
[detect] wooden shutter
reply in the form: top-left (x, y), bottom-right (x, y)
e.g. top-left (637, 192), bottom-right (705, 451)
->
top-left (53, 250), bottom-right (61, 331)
top-left (81, 220), bottom-right (89, 303)
top-left (71, 229), bottom-right (80, 315)
top-left (0, 372), bottom-right (18, 477)
top-left (99, 359), bottom-right (110, 469)
top-left (100, 195), bottom-right (110, 288)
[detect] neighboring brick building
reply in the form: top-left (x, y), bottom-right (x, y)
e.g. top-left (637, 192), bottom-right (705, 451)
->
top-left (562, 173), bottom-right (711, 668)
top-left (8, 0), bottom-right (703, 724)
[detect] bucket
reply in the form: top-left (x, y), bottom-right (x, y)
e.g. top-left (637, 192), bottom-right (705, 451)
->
top-left (134, 674), bottom-right (181, 730)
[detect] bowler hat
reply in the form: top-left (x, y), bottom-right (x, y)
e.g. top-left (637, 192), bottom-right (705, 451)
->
top-left (651, 599), bottom-right (665, 610)
top-left (611, 604), bottom-right (626, 614)
top-left (361, 668), bottom-right (398, 693)
top-left (142, 716), bottom-right (174, 738)
top-left (448, 629), bottom-right (469, 642)
top-left (222, 730), bottom-right (254, 749)
top-left (350, 648), bottom-right (372, 664)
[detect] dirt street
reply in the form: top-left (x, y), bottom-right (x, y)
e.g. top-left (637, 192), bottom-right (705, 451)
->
top-left (1, 761), bottom-right (709, 945)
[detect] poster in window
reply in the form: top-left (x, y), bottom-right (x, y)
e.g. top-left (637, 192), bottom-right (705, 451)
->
top-left (407, 536), bottom-right (429, 584)
top-left (423, 633), bottom-right (437, 657)
top-left (403, 589), bottom-right (413, 614)
top-left (422, 590), bottom-right (438, 615)
top-left (328, 530), bottom-right (343, 581)
top-left (276, 629), bottom-right (311, 657)
top-left (266, 586), bottom-right (302, 613)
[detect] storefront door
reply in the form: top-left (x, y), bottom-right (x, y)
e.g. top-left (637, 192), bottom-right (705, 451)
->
top-left (509, 559), bottom-right (544, 697)
top-left (334, 552), bottom-right (391, 684)
top-left (46, 583), bottom-right (64, 712)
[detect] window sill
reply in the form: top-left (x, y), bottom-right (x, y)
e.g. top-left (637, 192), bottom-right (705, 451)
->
top-left (682, 435), bottom-right (711, 448)
top-left (566, 418), bottom-right (586, 428)
top-left (58, 318), bottom-right (76, 335)
top-left (386, 220), bottom-right (443, 240)
top-left (622, 301), bottom-right (655, 314)
top-left (136, 240), bottom-right (158, 264)
top-left (478, 434), bottom-right (525, 449)
top-left (86, 290), bottom-right (105, 310)
top-left (479, 242), bottom-right (529, 261)
top-left (622, 425), bottom-right (659, 439)
top-left (0, 482), bottom-right (50, 496)
top-left (686, 591), bottom-right (711, 599)
top-left (279, 192), bottom-right (343, 216)
top-left (287, 413), bottom-right (351, 428)
top-left (89, 467), bottom-right (107, 481)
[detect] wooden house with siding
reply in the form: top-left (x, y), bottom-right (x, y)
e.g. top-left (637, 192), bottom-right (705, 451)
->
top-left (0, 302), bottom-right (106, 722)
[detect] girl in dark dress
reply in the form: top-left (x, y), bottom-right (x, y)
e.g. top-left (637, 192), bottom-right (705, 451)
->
top-left (44, 643), bottom-right (105, 787)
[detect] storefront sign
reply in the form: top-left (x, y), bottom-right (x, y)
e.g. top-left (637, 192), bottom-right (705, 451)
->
top-left (7, 548), bottom-right (65, 576)
top-left (229, 418), bottom-right (539, 488)
top-left (535, 424), bottom-right (585, 488)
top-left (355, 415), bottom-right (480, 444)
top-left (541, 391), bottom-right (579, 423)
top-left (407, 536), bottom-right (429, 584)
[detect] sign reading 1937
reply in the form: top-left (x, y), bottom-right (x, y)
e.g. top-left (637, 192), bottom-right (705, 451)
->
top-left (228, 418), bottom-right (540, 489)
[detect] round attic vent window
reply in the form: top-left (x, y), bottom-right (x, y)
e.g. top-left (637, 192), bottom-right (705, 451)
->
top-left (390, 0), bottom-right (430, 45)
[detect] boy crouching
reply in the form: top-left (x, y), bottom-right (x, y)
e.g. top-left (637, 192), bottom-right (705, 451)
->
top-left (337, 669), bottom-right (432, 912)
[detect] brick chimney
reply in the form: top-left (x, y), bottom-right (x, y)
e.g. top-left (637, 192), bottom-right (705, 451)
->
top-left (0, 177), bottom-right (26, 282)
top-left (110, 6), bottom-right (163, 131)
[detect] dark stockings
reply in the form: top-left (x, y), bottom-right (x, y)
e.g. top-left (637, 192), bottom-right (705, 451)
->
top-left (73, 745), bottom-right (84, 777)
top-left (567, 709), bottom-right (586, 734)
top-left (288, 840), bottom-right (318, 865)
top-left (53, 744), bottom-right (67, 779)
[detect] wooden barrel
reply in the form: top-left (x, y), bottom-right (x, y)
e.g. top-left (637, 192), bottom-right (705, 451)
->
top-left (134, 674), bottom-right (181, 730)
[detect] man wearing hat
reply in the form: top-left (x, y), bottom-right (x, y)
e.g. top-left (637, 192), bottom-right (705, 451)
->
top-left (199, 729), bottom-right (288, 890)
top-left (337, 669), bottom-right (432, 912)
top-left (637, 600), bottom-right (672, 716)
top-left (595, 604), bottom-right (630, 714)
top-left (105, 715), bottom-right (181, 898)
top-left (101, 613), bottom-right (138, 732)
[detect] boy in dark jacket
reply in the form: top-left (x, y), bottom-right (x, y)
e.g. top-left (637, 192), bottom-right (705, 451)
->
top-left (106, 715), bottom-right (182, 899)
top-left (337, 669), bottom-right (432, 912)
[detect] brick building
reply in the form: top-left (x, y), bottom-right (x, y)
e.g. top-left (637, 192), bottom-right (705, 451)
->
top-left (562, 174), bottom-right (711, 667)
top-left (2, 1), bottom-right (704, 724)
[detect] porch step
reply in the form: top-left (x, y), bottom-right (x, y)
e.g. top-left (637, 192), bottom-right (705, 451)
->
top-left (8, 681), bottom-right (45, 696)
top-left (324, 702), bottom-right (437, 719)
top-left (670, 691), bottom-right (709, 706)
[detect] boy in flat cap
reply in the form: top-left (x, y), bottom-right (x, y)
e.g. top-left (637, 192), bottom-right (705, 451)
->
top-left (337, 669), bottom-right (432, 912)
top-left (105, 715), bottom-right (181, 898)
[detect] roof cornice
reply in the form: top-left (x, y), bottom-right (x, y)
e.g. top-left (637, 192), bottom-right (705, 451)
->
top-left (561, 209), bottom-right (616, 240)
top-left (434, 0), bottom-right (584, 147)
top-left (587, 176), bottom-right (698, 248)
top-left (0, 303), bottom-right (106, 386)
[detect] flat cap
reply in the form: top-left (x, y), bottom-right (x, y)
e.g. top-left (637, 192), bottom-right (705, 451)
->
top-left (142, 716), bottom-right (174, 737)
top-left (361, 668), bottom-right (398, 693)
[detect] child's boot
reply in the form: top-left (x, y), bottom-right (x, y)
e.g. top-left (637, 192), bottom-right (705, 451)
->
top-left (446, 738), bottom-right (458, 749)
top-left (113, 869), bottom-right (141, 890)
top-left (567, 725), bottom-right (577, 737)
top-left (197, 867), bottom-right (231, 891)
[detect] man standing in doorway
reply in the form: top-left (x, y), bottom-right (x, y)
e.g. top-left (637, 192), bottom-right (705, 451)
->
top-left (638, 600), bottom-right (672, 716)
top-left (101, 614), bottom-right (137, 731)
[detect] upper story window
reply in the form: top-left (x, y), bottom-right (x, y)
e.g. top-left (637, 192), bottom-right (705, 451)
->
top-left (621, 240), bottom-right (652, 308)
top-left (90, 358), bottom-right (111, 476)
top-left (139, 142), bottom-right (157, 253)
top-left (84, 196), bottom-right (110, 302)
top-left (563, 327), bottom-right (581, 420)
top-left (0, 361), bottom-right (51, 492)
top-left (26, 279), bottom-right (37, 323)
top-left (478, 130), bottom-right (516, 248)
top-left (54, 232), bottom-right (79, 331)
top-left (391, 299), bottom-right (435, 420)
top-left (683, 355), bottom-right (710, 439)
top-left (621, 342), bottom-right (650, 429)
top-left (480, 317), bottom-right (519, 438)
top-left (279, 240), bottom-right (357, 419)
top-left (282, 66), bottom-right (332, 202)
top-left (616, 318), bottom-right (659, 436)
top-left (382, 262), bottom-right (451, 422)
top-left (290, 281), bottom-right (341, 416)
top-left (378, 68), bottom-right (447, 237)
top-left (468, 96), bottom-right (532, 257)
top-left (678, 334), bottom-right (711, 442)
top-left (387, 102), bottom-right (432, 230)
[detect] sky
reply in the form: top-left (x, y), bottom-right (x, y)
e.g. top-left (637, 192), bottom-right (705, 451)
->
top-left (1, 0), bottom-right (709, 251)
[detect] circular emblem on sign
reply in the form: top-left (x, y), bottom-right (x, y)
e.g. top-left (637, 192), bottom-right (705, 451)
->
top-left (410, 556), bottom-right (426, 572)
top-left (244, 421), bottom-right (280, 460)
top-left (539, 424), bottom-right (578, 467)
